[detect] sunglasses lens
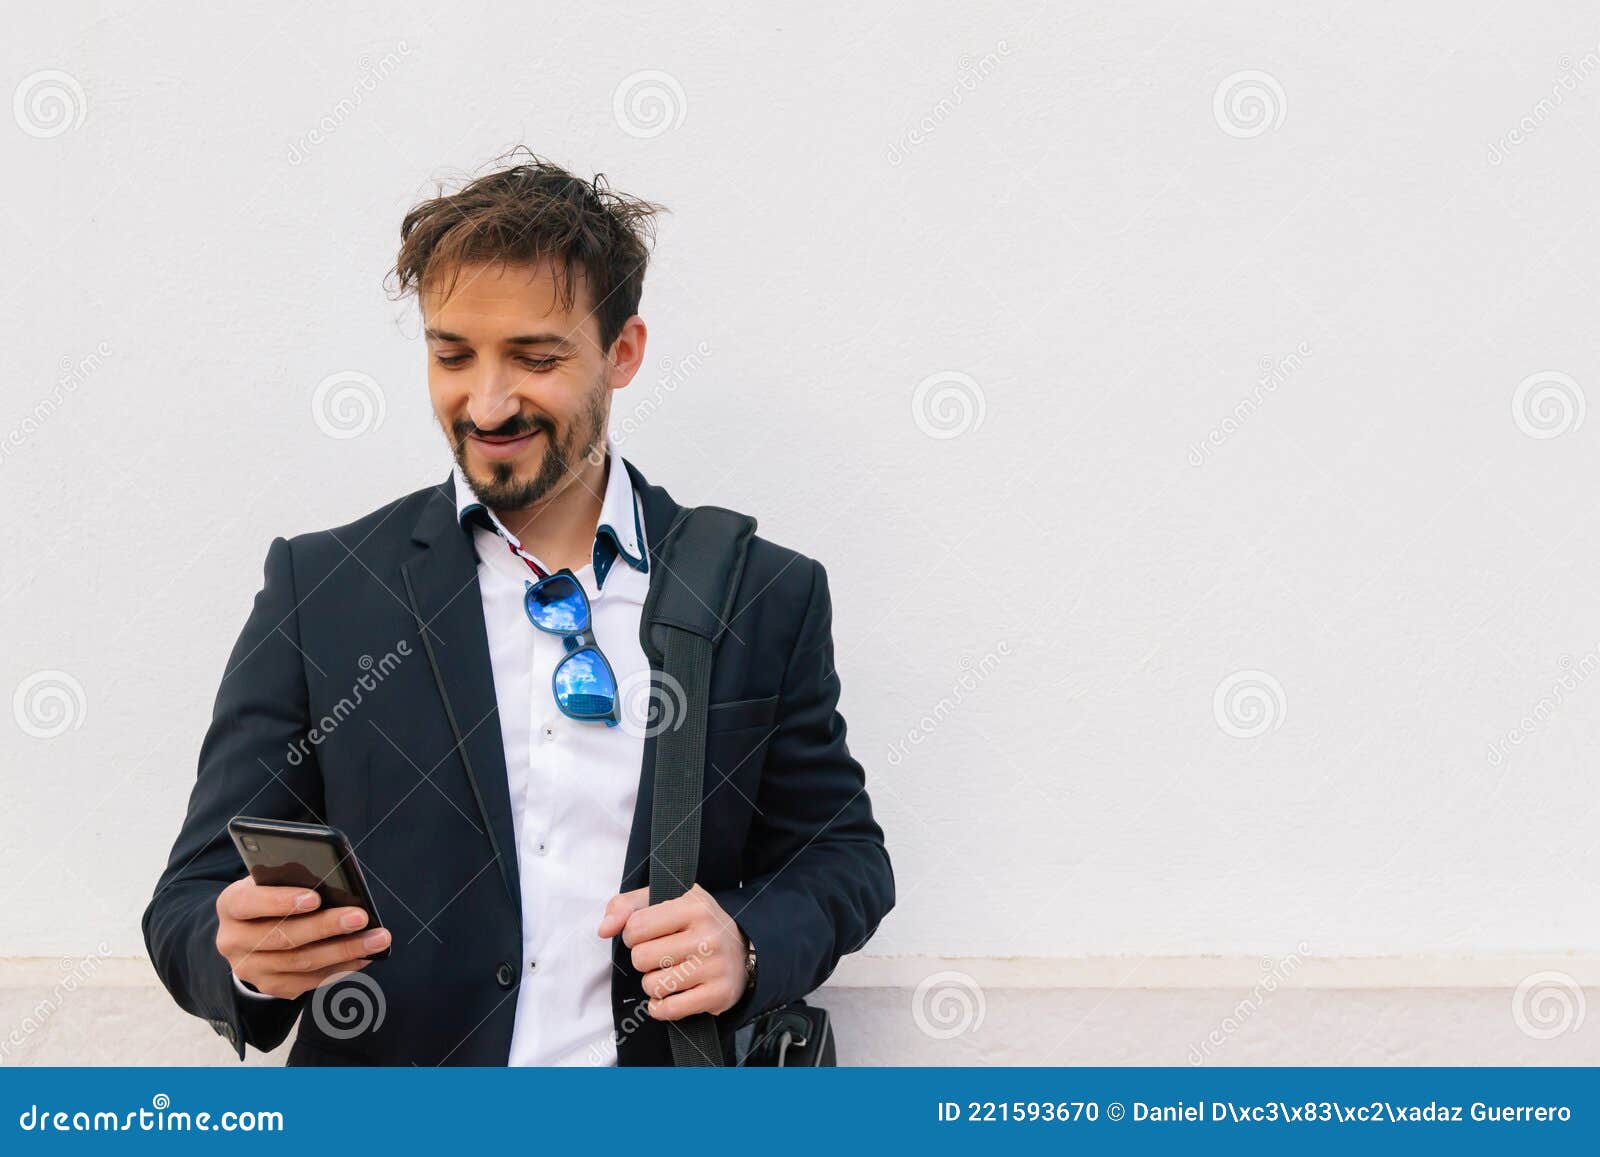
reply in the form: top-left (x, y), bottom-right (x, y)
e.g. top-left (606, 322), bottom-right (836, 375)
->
top-left (524, 574), bottom-right (589, 633)
top-left (554, 648), bottom-right (617, 720)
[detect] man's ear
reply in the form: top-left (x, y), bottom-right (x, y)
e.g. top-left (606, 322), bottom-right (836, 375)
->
top-left (606, 315), bottom-right (648, 392)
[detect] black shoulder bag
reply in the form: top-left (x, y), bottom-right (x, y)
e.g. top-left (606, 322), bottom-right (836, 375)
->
top-left (640, 505), bottom-right (836, 1068)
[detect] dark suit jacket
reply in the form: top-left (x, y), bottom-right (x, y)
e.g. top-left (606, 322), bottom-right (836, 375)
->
top-left (141, 460), bottom-right (894, 1065)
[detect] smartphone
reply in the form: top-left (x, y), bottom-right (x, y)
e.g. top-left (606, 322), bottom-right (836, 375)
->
top-left (226, 816), bottom-right (391, 959)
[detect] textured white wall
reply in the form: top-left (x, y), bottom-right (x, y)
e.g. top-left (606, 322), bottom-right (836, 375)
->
top-left (3, 1), bottom-right (1599, 1061)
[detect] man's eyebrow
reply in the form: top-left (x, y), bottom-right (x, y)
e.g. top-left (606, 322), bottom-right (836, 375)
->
top-left (423, 327), bottom-right (574, 348)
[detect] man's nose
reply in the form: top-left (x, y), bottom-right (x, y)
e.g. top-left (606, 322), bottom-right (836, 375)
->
top-left (465, 367), bottom-right (522, 430)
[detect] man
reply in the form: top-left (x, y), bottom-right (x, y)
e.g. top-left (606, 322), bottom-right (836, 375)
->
top-left (142, 154), bottom-right (894, 1066)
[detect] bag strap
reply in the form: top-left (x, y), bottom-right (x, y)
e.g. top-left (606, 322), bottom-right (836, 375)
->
top-left (640, 504), bottom-right (757, 1068)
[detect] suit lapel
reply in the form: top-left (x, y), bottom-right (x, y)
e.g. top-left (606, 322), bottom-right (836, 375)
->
top-left (620, 460), bottom-right (685, 892)
top-left (399, 477), bottom-right (521, 912)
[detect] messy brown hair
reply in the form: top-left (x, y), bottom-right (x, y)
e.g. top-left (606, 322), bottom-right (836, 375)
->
top-left (390, 149), bottom-right (665, 351)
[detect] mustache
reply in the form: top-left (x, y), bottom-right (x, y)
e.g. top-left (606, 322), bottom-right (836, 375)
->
top-left (452, 415), bottom-right (554, 443)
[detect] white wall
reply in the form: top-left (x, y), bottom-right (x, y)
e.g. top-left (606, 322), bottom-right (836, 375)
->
top-left (3, 1), bottom-right (1598, 1062)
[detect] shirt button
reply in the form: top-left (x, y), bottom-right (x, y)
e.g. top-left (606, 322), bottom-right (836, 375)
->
top-left (495, 962), bottom-right (516, 988)
top-left (542, 722), bottom-right (557, 741)
top-left (534, 837), bottom-right (548, 856)
top-left (528, 960), bottom-right (539, 975)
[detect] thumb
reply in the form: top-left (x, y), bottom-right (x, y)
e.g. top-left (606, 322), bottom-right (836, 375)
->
top-left (597, 887), bottom-right (651, 938)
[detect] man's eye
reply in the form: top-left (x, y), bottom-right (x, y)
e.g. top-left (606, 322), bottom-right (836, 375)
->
top-left (435, 354), bottom-right (469, 367)
top-left (520, 357), bottom-right (559, 371)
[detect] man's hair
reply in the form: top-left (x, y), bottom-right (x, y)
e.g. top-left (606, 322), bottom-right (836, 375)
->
top-left (390, 149), bottom-right (665, 351)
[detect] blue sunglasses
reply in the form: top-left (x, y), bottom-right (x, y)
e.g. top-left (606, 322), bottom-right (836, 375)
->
top-left (523, 569), bottom-right (619, 726)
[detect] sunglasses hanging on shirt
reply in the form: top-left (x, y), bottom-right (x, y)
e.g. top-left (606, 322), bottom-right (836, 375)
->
top-left (523, 570), bottom-right (620, 726)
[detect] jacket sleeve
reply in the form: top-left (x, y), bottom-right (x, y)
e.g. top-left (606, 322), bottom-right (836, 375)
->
top-left (140, 535), bottom-right (322, 1058)
top-left (711, 559), bottom-right (894, 1023)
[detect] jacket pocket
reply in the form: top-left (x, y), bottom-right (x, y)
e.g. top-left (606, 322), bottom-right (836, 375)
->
top-left (706, 694), bottom-right (779, 734)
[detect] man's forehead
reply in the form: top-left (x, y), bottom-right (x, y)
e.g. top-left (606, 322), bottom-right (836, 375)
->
top-left (421, 259), bottom-right (594, 333)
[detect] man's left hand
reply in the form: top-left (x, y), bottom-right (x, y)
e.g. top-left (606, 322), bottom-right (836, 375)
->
top-left (597, 883), bottom-right (748, 1020)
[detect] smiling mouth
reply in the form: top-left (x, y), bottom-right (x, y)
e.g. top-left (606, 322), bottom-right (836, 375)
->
top-left (468, 428), bottom-right (543, 461)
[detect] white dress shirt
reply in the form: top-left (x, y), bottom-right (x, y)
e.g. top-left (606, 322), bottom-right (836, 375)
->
top-left (239, 438), bottom-right (649, 1067)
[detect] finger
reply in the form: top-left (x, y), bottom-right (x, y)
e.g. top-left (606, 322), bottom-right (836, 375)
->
top-left (249, 957), bottom-right (372, 1000)
top-left (646, 984), bottom-right (719, 1022)
top-left (245, 906), bottom-right (371, 953)
top-left (597, 887), bottom-right (651, 938)
top-left (620, 894), bottom-right (697, 948)
top-left (247, 927), bottom-right (391, 976)
top-left (640, 960), bottom-right (715, 1002)
top-left (630, 930), bottom-right (714, 975)
top-left (219, 879), bottom-right (320, 921)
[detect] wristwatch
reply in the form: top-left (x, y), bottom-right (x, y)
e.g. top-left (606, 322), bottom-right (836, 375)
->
top-left (743, 937), bottom-right (758, 988)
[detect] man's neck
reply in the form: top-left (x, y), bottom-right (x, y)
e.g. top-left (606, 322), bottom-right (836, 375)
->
top-left (495, 455), bottom-right (610, 575)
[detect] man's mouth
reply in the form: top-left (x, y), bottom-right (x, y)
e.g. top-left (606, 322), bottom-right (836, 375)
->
top-left (468, 427), bottom-right (543, 462)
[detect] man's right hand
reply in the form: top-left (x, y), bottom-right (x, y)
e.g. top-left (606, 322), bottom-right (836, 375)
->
top-left (215, 878), bottom-right (391, 1000)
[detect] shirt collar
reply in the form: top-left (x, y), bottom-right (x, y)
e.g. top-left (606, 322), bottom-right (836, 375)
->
top-left (452, 434), bottom-right (648, 589)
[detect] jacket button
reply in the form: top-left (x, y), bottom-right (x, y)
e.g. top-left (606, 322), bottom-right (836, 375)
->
top-left (495, 962), bottom-right (516, 988)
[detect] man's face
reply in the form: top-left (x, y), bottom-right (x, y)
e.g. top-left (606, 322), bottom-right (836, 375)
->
top-left (423, 259), bottom-right (629, 511)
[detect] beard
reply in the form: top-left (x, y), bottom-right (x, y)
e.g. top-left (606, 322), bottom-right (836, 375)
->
top-left (449, 380), bottom-right (608, 512)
